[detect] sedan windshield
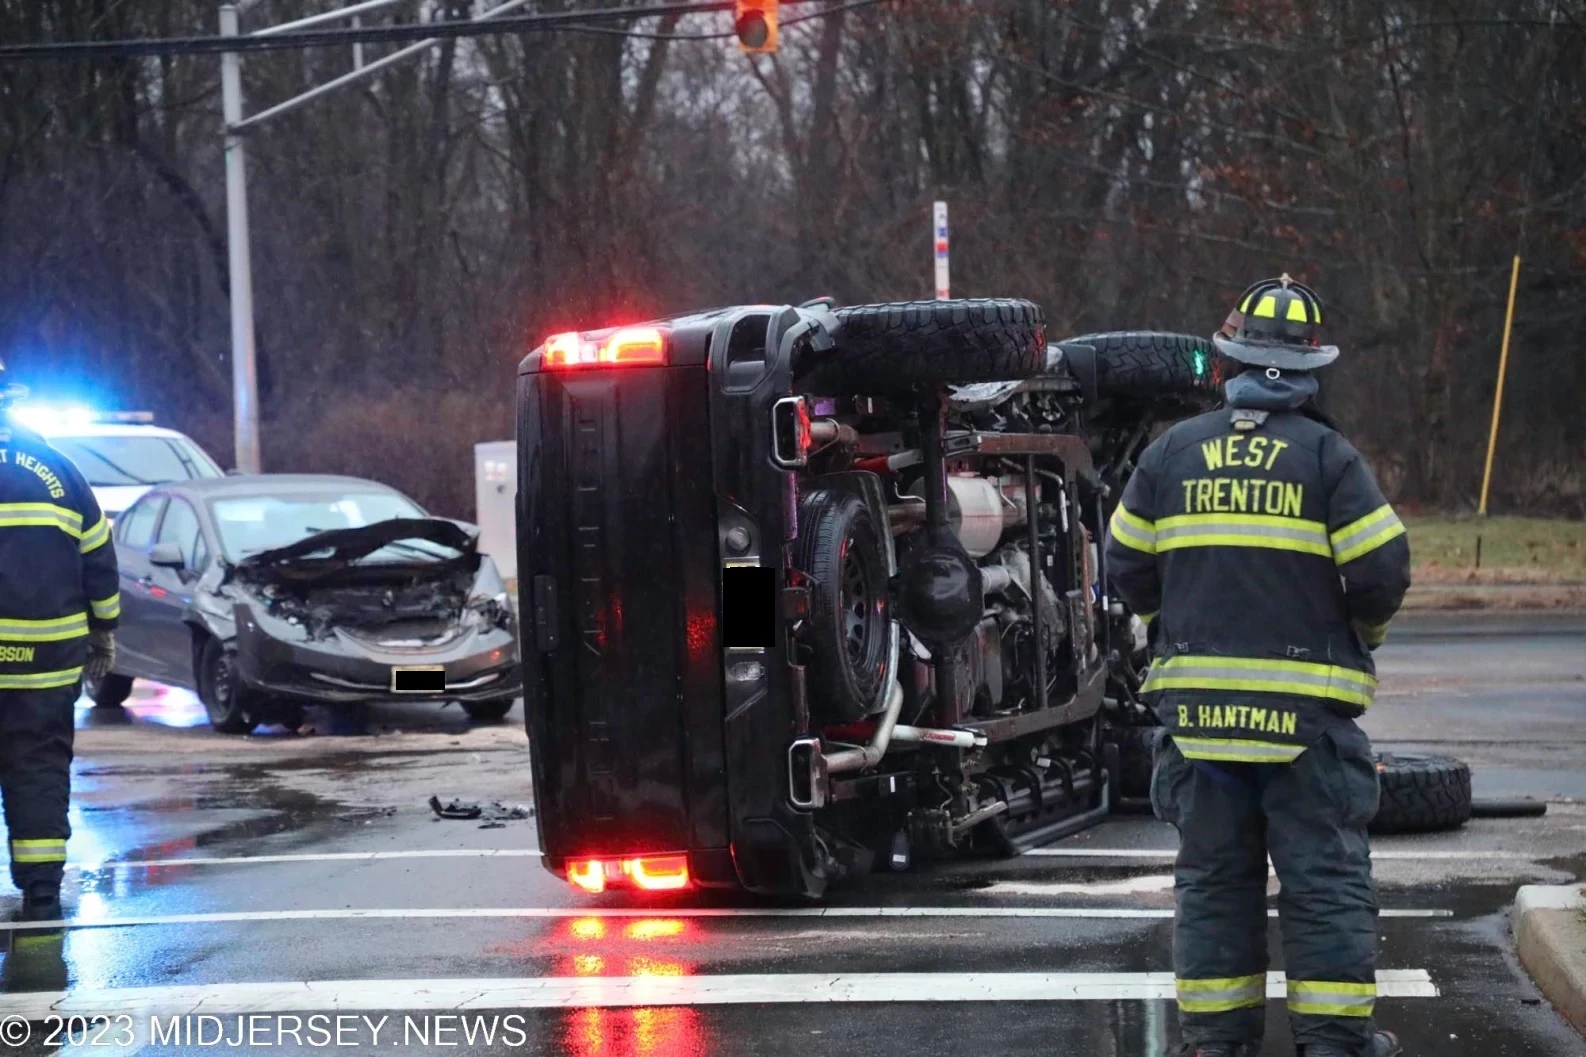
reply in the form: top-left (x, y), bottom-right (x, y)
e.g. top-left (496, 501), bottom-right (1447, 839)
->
top-left (50, 435), bottom-right (223, 487)
top-left (212, 492), bottom-right (435, 562)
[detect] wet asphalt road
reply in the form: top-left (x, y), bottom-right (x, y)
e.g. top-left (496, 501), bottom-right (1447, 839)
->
top-left (1, 613), bottom-right (1583, 1056)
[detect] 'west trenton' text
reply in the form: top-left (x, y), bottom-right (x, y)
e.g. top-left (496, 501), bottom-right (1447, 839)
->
top-left (1180, 435), bottom-right (1301, 515)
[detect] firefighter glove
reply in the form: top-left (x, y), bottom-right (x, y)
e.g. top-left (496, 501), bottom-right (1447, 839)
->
top-left (84, 629), bottom-right (116, 681)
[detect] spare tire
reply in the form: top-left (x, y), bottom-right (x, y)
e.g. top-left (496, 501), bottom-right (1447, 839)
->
top-left (796, 488), bottom-right (894, 724)
top-left (809, 299), bottom-right (1047, 392)
top-left (1369, 751), bottom-right (1473, 834)
top-left (1062, 331), bottom-right (1225, 400)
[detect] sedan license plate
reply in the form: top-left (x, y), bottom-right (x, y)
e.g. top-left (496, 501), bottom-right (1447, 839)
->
top-left (391, 666), bottom-right (447, 694)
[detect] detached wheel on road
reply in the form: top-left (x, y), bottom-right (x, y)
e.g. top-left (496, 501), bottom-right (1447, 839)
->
top-left (84, 671), bottom-right (134, 709)
top-left (808, 299), bottom-right (1047, 391)
top-left (198, 637), bottom-right (260, 736)
top-left (1369, 752), bottom-right (1472, 834)
top-left (462, 697), bottom-right (515, 723)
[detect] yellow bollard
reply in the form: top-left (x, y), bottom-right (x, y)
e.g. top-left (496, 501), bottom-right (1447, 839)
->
top-left (1478, 255), bottom-right (1522, 516)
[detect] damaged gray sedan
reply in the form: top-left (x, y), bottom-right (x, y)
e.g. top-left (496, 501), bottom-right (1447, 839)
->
top-left (87, 474), bottom-right (521, 733)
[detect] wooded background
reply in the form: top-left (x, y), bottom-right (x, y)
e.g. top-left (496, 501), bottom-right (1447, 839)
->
top-left (3, 0), bottom-right (1582, 517)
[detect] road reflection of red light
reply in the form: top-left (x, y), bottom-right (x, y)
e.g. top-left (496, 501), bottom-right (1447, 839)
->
top-left (627, 957), bottom-right (687, 978)
top-left (557, 920), bottom-right (705, 1057)
top-left (624, 918), bottom-right (687, 941)
top-left (565, 1005), bottom-right (703, 1057)
top-left (570, 916), bottom-right (607, 940)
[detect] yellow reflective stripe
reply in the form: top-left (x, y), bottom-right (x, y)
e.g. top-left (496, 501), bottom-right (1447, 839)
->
top-left (1177, 974), bottom-right (1267, 1013)
top-left (1138, 611), bottom-right (1157, 625)
top-left (90, 594), bottom-right (121, 621)
top-left (1239, 292), bottom-right (1255, 312)
top-left (1144, 655), bottom-right (1376, 708)
top-left (79, 515), bottom-right (111, 553)
top-left (1109, 504), bottom-right (1157, 555)
top-left (10, 838), bottom-right (67, 863)
top-left (1156, 513), bottom-right (1331, 557)
top-left (1287, 979), bottom-right (1376, 1017)
top-left (0, 613), bottom-right (89, 642)
top-left (1286, 297), bottom-right (1310, 322)
top-left (1174, 736), bottom-right (1306, 763)
top-left (1252, 294), bottom-right (1278, 318)
top-left (1354, 618), bottom-right (1391, 647)
top-left (0, 503), bottom-right (85, 539)
top-left (1336, 520), bottom-right (1406, 565)
top-left (1330, 504), bottom-right (1407, 565)
top-left (0, 666), bottom-right (83, 690)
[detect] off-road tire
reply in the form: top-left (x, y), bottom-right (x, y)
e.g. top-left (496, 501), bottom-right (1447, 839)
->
top-left (463, 697), bottom-right (515, 723)
top-left (1063, 331), bottom-right (1225, 399)
top-left (1369, 752), bottom-right (1472, 834)
top-left (84, 671), bottom-right (134, 709)
top-left (796, 488), bottom-right (893, 725)
top-left (197, 637), bottom-right (260, 736)
top-left (813, 299), bottom-right (1047, 391)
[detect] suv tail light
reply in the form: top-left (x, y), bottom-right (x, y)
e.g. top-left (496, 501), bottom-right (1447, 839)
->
top-left (542, 326), bottom-right (667, 369)
top-left (565, 854), bottom-right (692, 893)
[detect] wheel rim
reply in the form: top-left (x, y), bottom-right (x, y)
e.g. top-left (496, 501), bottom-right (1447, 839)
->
top-left (840, 541), bottom-right (873, 668)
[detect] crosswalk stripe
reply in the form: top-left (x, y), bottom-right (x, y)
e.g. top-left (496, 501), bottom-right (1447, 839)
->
top-left (1025, 848), bottom-right (1539, 861)
top-left (0, 970), bottom-right (1439, 1017)
top-left (0, 905), bottom-right (1452, 932)
top-left (16, 845), bottom-right (1535, 873)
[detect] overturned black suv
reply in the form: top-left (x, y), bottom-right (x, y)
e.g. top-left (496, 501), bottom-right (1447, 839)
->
top-left (515, 298), bottom-right (1240, 898)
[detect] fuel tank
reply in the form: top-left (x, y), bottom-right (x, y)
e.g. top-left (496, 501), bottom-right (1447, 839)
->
top-left (516, 307), bottom-right (830, 897)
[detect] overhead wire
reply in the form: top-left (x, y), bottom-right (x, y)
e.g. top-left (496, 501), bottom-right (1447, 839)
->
top-left (548, 0), bottom-right (886, 41)
top-left (0, 0), bottom-right (882, 61)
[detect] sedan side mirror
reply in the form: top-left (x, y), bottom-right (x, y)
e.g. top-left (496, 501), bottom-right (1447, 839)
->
top-left (149, 542), bottom-right (186, 568)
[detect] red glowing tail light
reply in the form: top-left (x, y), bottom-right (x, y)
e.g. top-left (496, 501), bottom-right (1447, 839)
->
top-left (626, 855), bottom-right (691, 892)
top-left (563, 854), bottom-right (692, 894)
top-left (541, 327), bottom-right (667, 369)
top-left (567, 859), bottom-right (607, 894)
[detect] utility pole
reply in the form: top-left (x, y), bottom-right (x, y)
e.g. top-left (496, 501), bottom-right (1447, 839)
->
top-left (219, 4), bottom-right (261, 474)
top-left (215, 0), bottom-right (529, 474)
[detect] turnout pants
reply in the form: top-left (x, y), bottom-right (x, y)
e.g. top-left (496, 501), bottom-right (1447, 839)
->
top-left (1152, 724), bottom-right (1381, 1053)
top-left (0, 687), bottom-right (76, 893)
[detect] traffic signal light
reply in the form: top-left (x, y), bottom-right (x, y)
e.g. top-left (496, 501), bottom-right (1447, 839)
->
top-left (735, 0), bottom-right (779, 54)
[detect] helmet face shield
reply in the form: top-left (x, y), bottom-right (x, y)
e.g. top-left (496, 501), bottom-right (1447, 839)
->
top-left (1214, 275), bottom-right (1338, 370)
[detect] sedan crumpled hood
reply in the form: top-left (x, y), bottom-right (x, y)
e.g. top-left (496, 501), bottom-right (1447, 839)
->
top-left (234, 518), bottom-right (479, 583)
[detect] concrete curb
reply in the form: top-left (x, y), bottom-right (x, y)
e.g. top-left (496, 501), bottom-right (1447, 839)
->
top-left (1514, 884), bottom-right (1586, 1037)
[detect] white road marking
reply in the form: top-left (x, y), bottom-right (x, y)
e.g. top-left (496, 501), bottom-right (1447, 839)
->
top-left (982, 875), bottom-right (1177, 897)
top-left (14, 844), bottom-right (1533, 874)
top-left (64, 849), bottom-right (543, 871)
top-left (0, 969), bottom-right (1439, 1017)
top-left (1026, 848), bottom-right (1541, 861)
top-left (0, 905), bottom-right (1452, 932)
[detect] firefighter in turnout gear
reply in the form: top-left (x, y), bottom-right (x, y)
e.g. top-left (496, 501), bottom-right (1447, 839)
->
top-left (1105, 277), bottom-right (1411, 1057)
top-left (0, 362), bottom-right (119, 921)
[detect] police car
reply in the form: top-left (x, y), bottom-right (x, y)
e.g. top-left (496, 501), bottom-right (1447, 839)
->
top-left (9, 405), bottom-right (225, 518)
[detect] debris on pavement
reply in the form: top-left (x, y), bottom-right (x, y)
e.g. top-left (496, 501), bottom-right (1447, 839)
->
top-left (428, 796), bottom-right (533, 825)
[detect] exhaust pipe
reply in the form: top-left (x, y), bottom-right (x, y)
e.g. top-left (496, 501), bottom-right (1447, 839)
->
top-left (824, 678), bottom-right (905, 775)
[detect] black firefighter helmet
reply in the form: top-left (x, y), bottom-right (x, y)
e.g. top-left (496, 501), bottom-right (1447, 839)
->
top-left (1213, 274), bottom-right (1339, 371)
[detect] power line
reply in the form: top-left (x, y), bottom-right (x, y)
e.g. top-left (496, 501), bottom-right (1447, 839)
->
top-left (549, 0), bottom-right (885, 41)
top-left (0, 0), bottom-right (855, 61)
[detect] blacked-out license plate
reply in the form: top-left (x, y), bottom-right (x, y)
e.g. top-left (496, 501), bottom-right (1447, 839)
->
top-left (391, 666), bottom-right (447, 693)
